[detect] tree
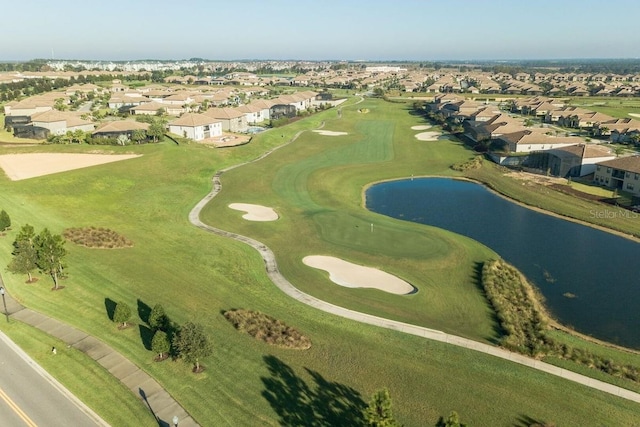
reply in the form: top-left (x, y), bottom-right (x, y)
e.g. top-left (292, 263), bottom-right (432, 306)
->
top-left (613, 145), bottom-right (626, 157)
top-left (131, 129), bottom-right (146, 144)
top-left (435, 411), bottom-right (468, 427)
top-left (363, 388), bottom-right (400, 427)
top-left (173, 322), bottom-right (212, 372)
top-left (72, 129), bottom-right (86, 144)
top-left (113, 301), bottom-right (132, 328)
top-left (148, 120), bottom-right (165, 143)
top-left (116, 134), bottom-right (130, 146)
top-left (151, 330), bottom-right (170, 359)
top-left (7, 239), bottom-right (38, 282)
top-left (148, 303), bottom-right (167, 330)
top-left (34, 228), bottom-right (67, 290)
top-left (0, 209), bottom-right (10, 232)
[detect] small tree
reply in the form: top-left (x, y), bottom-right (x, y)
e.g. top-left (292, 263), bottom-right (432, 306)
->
top-left (364, 388), bottom-right (400, 427)
top-left (0, 210), bottom-right (10, 232)
top-left (131, 129), bottom-right (146, 144)
top-left (151, 330), bottom-right (170, 360)
top-left (148, 303), bottom-right (167, 330)
top-left (148, 121), bottom-right (165, 142)
top-left (34, 228), bottom-right (67, 290)
top-left (173, 322), bottom-right (212, 372)
top-left (113, 301), bottom-right (132, 328)
top-left (116, 134), bottom-right (130, 146)
top-left (7, 239), bottom-right (38, 282)
top-left (435, 411), bottom-right (468, 427)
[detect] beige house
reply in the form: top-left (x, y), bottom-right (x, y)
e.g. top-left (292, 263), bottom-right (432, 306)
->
top-left (30, 111), bottom-right (94, 135)
top-left (498, 130), bottom-right (584, 153)
top-left (92, 120), bottom-right (149, 139)
top-left (168, 113), bottom-right (222, 141)
top-left (594, 156), bottom-right (640, 195)
top-left (203, 108), bottom-right (247, 132)
top-left (130, 101), bottom-right (167, 116)
top-left (547, 144), bottom-right (614, 177)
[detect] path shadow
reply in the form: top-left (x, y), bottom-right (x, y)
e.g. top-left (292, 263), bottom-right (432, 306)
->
top-left (261, 355), bottom-right (366, 426)
top-left (137, 299), bottom-right (152, 325)
top-left (139, 324), bottom-right (154, 351)
top-left (104, 298), bottom-right (117, 322)
top-left (471, 261), bottom-right (505, 344)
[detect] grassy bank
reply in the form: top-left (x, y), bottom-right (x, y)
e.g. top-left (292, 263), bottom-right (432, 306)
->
top-left (0, 98), bottom-right (639, 425)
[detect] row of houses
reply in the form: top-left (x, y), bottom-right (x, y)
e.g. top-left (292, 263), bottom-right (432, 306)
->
top-left (427, 94), bottom-right (640, 196)
top-left (3, 85), bottom-right (319, 142)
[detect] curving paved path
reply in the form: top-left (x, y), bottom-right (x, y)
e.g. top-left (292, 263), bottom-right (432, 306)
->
top-left (189, 121), bottom-right (640, 405)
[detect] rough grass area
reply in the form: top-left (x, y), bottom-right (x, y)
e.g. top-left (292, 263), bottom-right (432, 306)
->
top-left (451, 155), bottom-right (483, 172)
top-left (482, 259), bottom-right (640, 384)
top-left (224, 309), bottom-right (311, 350)
top-left (63, 226), bottom-right (133, 248)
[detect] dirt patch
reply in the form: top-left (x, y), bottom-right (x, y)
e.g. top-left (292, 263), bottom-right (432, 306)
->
top-left (201, 132), bottom-right (251, 147)
top-left (0, 153), bottom-right (142, 181)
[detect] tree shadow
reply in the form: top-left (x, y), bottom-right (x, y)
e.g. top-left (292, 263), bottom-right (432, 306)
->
top-left (471, 261), bottom-right (505, 344)
top-left (139, 324), bottom-right (154, 351)
top-left (137, 299), bottom-right (152, 325)
top-left (104, 298), bottom-right (117, 322)
top-left (261, 355), bottom-right (366, 427)
top-left (514, 414), bottom-right (554, 427)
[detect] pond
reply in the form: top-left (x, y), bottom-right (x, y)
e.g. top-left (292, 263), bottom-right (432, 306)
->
top-left (366, 177), bottom-right (640, 349)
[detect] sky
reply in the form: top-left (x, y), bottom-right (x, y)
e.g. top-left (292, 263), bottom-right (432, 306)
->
top-left (3, 0), bottom-right (640, 61)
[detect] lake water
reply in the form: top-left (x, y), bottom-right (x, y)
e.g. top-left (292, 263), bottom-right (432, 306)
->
top-left (366, 177), bottom-right (640, 349)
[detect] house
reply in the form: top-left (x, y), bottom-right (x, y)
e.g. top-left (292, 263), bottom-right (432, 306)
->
top-left (130, 101), bottom-right (167, 116)
top-left (168, 113), bottom-right (222, 141)
top-left (92, 121), bottom-right (150, 139)
top-left (546, 144), bottom-right (614, 177)
top-left (497, 130), bottom-right (584, 153)
top-left (30, 110), bottom-right (94, 135)
top-left (203, 108), bottom-right (247, 132)
top-left (594, 156), bottom-right (640, 195)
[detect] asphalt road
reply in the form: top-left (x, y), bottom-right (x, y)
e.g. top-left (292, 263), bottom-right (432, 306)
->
top-left (0, 332), bottom-right (104, 427)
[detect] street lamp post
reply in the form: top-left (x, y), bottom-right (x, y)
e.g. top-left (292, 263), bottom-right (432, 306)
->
top-left (172, 415), bottom-right (179, 427)
top-left (0, 287), bottom-right (8, 322)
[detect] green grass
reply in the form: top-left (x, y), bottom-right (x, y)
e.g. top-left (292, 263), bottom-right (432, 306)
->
top-left (0, 99), bottom-right (639, 425)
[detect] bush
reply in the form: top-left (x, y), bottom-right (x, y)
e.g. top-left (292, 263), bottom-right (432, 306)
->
top-left (223, 309), bottom-right (311, 350)
top-left (63, 227), bottom-right (133, 248)
top-left (113, 301), bottom-right (132, 328)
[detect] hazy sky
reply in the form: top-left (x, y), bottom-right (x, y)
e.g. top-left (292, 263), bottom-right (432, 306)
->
top-left (3, 0), bottom-right (639, 61)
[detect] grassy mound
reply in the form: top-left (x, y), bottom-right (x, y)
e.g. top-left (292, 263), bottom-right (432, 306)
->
top-left (63, 226), bottom-right (133, 249)
top-left (451, 155), bottom-right (483, 172)
top-left (223, 309), bottom-right (311, 350)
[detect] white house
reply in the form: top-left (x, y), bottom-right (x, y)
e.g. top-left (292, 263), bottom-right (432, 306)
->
top-left (168, 113), bottom-right (222, 141)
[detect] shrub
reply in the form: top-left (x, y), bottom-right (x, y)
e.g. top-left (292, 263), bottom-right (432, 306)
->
top-left (223, 309), bottom-right (311, 350)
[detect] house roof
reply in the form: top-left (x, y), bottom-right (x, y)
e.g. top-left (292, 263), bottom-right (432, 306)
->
top-left (93, 121), bottom-right (149, 134)
top-left (203, 107), bottom-right (244, 120)
top-left (169, 113), bottom-right (220, 127)
top-left (551, 144), bottom-right (612, 159)
top-left (597, 156), bottom-right (640, 174)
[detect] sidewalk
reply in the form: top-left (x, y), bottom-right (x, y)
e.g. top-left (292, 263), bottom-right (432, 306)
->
top-left (0, 274), bottom-right (199, 427)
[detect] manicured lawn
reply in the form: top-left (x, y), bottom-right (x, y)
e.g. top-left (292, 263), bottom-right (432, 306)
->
top-left (0, 98), bottom-right (639, 425)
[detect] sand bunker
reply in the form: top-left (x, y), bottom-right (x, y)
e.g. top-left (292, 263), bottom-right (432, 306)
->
top-left (411, 125), bottom-right (431, 130)
top-left (629, 113), bottom-right (640, 118)
top-left (312, 130), bottom-right (348, 136)
top-left (0, 153), bottom-right (142, 181)
top-left (414, 131), bottom-right (441, 141)
top-left (229, 203), bottom-right (278, 221)
top-left (303, 255), bottom-right (415, 295)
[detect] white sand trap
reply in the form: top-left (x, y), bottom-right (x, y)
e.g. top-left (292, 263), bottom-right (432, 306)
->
top-left (303, 255), bottom-right (415, 295)
top-left (411, 125), bottom-right (431, 130)
top-left (415, 131), bottom-right (442, 141)
top-left (0, 153), bottom-right (142, 181)
top-left (312, 130), bottom-right (348, 136)
top-left (629, 113), bottom-right (640, 118)
top-left (229, 203), bottom-right (278, 221)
